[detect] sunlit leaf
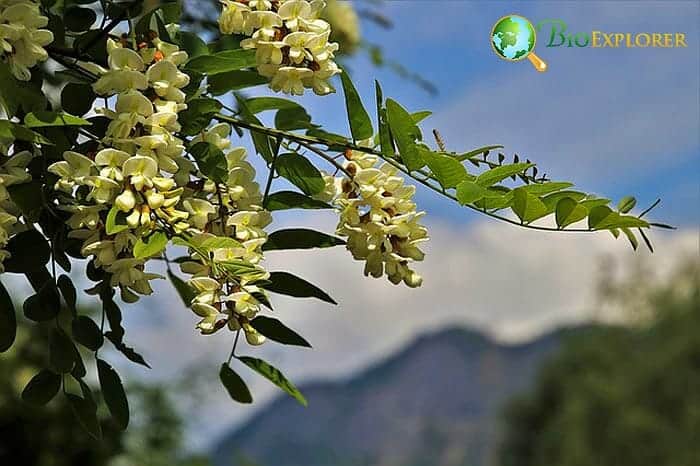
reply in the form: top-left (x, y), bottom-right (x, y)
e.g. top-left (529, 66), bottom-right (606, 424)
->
top-left (340, 67), bottom-right (373, 140)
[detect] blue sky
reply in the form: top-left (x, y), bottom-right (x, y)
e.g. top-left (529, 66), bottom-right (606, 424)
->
top-left (99, 1), bottom-right (700, 448)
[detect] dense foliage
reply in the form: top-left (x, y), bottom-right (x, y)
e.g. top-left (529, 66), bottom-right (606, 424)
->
top-left (0, 0), bottom-right (670, 438)
top-left (499, 262), bottom-right (699, 466)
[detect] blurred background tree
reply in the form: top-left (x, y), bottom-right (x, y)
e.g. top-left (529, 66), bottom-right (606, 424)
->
top-left (0, 312), bottom-right (212, 466)
top-left (498, 259), bottom-right (700, 466)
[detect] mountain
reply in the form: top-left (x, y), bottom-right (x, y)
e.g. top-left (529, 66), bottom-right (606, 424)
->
top-left (211, 326), bottom-right (581, 466)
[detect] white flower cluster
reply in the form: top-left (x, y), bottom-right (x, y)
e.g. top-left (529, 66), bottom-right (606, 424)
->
top-left (0, 150), bottom-right (32, 272)
top-left (218, 0), bottom-right (341, 96)
top-left (0, 0), bottom-right (53, 80)
top-left (49, 37), bottom-right (193, 300)
top-left (50, 37), bottom-right (271, 344)
top-left (321, 144), bottom-right (428, 288)
top-left (178, 123), bottom-right (271, 344)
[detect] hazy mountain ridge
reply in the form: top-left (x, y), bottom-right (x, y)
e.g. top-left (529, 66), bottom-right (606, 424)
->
top-left (212, 326), bottom-right (586, 466)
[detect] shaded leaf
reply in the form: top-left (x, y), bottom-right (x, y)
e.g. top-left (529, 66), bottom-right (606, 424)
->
top-left (168, 269), bottom-right (196, 307)
top-left (208, 70), bottom-right (267, 95)
top-left (265, 271), bottom-right (336, 304)
top-left (49, 327), bottom-right (76, 374)
top-left (65, 393), bottom-right (102, 440)
top-left (262, 229), bottom-right (345, 251)
top-left (105, 332), bottom-right (151, 368)
top-left (179, 98), bottom-right (222, 135)
top-left (185, 49), bottom-right (257, 75)
top-left (97, 359), bottom-right (129, 430)
top-left (251, 316), bottom-right (311, 347)
top-left (57, 274), bottom-right (77, 314)
top-left (21, 370), bottom-right (61, 406)
top-left (219, 363), bottom-right (253, 404)
top-left (190, 141), bottom-right (228, 184)
top-left (265, 191), bottom-right (332, 211)
top-left (72, 316), bottom-right (103, 351)
top-left (3, 230), bottom-right (50, 273)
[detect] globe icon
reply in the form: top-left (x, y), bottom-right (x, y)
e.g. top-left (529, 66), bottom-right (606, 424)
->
top-left (491, 15), bottom-right (547, 71)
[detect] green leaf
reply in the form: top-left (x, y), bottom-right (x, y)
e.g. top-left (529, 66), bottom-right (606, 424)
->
top-left (57, 274), bottom-right (77, 314)
top-left (265, 191), bottom-right (332, 211)
top-left (245, 97), bottom-right (306, 114)
top-left (235, 95), bottom-right (273, 163)
top-left (208, 70), bottom-right (268, 95)
top-left (178, 31), bottom-right (209, 58)
top-left (454, 145), bottom-right (505, 162)
top-left (265, 271), bottom-right (336, 305)
top-left (237, 356), bottom-right (307, 406)
top-left (262, 229), bottom-right (345, 251)
top-left (3, 230), bottom-right (50, 273)
top-left (219, 363), bottom-right (253, 404)
top-left (97, 358), bottom-right (130, 430)
top-left (542, 190), bottom-right (587, 210)
top-left (199, 236), bottom-right (244, 251)
top-left (555, 197), bottom-right (588, 228)
top-left (386, 98), bottom-right (422, 171)
top-left (375, 81), bottom-right (394, 157)
top-left (189, 142), bottom-right (228, 184)
top-left (167, 269), bottom-right (196, 307)
top-left (65, 393), bottom-right (102, 440)
top-left (72, 316), bottom-right (103, 351)
top-left (250, 316), bottom-right (312, 347)
top-left (179, 98), bottom-right (222, 135)
top-left (64, 6), bottom-right (97, 32)
top-left (411, 111), bottom-right (432, 124)
top-left (275, 152), bottom-right (325, 196)
top-left (185, 49), bottom-right (257, 75)
top-left (522, 182), bottom-right (574, 195)
top-left (275, 107), bottom-right (315, 131)
top-left (340, 68), bottom-right (373, 140)
top-left (105, 205), bottom-right (129, 235)
top-left (23, 283), bottom-right (60, 322)
top-left (455, 180), bottom-right (488, 205)
top-left (512, 188), bottom-right (548, 224)
top-left (21, 370), bottom-right (61, 406)
top-left (588, 205), bottom-right (615, 230)
top-left (133, 231), bottom-right (168, 259)
top-left (475, 163), bottom-right (534, 187)
top-left (8, 181), bottom-right (43, 222)
top-left (0, 120), bottom-right (51, 145)
top-left (420, 149), bottom-right (467, 189)
top-left (49, 327), bottom-right (76, 374)
top-left (0, 280), bottom-right (16, 352)
top-left (617, 196), bottom-right (637, 213)
top-left (24, 111), bottom-right (91, 128)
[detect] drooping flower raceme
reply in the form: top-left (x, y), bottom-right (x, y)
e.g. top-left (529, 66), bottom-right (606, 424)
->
top-left (320, 144), bottom-right (428, 288)
top-left (0, 149), bottom-right (32, 271)
top-left (0, 0), bottom-right (53, 80)
top-left (218, 0), bottom-right (341, 96)
top-left (322, 0), bottom-right (360, 54)
top-left (50, 36), bottom-right (272, 344)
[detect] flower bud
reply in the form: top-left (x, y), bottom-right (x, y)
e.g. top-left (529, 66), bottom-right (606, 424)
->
top-left (115, 189), bottom-right (137, 211)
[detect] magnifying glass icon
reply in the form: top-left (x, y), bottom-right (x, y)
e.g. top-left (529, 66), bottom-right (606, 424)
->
top-left (491, 14), bottom-right (548, 72)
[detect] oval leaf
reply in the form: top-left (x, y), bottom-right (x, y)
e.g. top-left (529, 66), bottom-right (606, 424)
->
top-left (97, 358), bottom-right (129, 430)
top-left (21, 369), bottom-right (61, 406)
top-left (265, 191), bottom-right (332, 211)
top-left (262, 229), bottom-right (345, 251)
top-left (265, 271), bottom-right (336, 305)
top-left (275, 152), bottom-right (325, 196)
top-left (49, 327), bottom-right (76, 374)
top-left (72, 316), bottom-right (103, 351)
top-left (133, 231), bottom-right (168, 259)
top-left (340, 68), bottom-right (373, 140)
top-left (219, 363), bottom-right (253, 404)
top-left (250, 316), bottom-right (311, 347)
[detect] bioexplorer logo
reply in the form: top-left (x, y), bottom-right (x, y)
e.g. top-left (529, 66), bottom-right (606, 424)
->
top-left (491, 15), bottom-right (688, 72)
